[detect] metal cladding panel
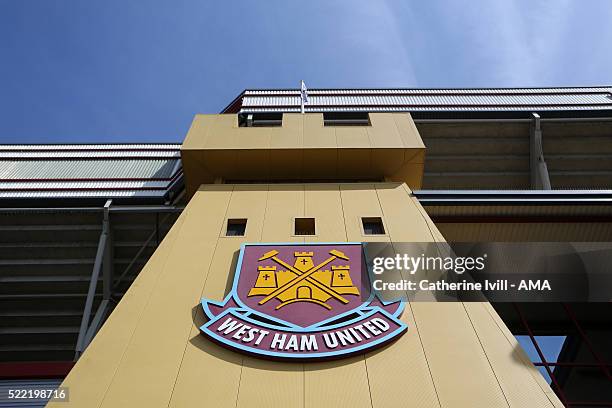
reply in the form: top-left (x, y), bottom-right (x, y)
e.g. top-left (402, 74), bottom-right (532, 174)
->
top-left (0, 159), bottom-right (179, 180)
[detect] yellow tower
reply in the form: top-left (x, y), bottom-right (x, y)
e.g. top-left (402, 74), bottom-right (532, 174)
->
top-left (293, 251), bottom-right (314, 271)
top-left (249, 266), bottom-right (278, 294)
top-left (49, 112), bottom-right (561, 407)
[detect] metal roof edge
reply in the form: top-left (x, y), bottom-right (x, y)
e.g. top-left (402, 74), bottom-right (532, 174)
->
top-left (0, 143), bottom-right (182, 150)
top-left (241, 85), bottom-right (612, 94)
top-left (220, 89), bottom-right (247, 113)
top-left (414, 190), bottom-right (612, 205)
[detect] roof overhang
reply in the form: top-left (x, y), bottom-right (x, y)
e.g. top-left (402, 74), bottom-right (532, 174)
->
top-left (0, 144), bottom-right (184, 206)
top-left (223, 87), bottom-right (612, 116)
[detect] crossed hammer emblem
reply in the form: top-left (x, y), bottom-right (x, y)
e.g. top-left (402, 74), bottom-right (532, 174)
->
top-left (256, 249), bottom-right (352, 306)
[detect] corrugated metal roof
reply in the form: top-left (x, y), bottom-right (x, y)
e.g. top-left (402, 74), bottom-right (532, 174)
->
top-left (0, 180), bottom-right (171, 190)
top-left (0, 144), bottom-right (181, 150)
top-left (0, 150), bottom-right (180, 159)
top-left (234, 87), bottom-right (612, 113)
top-left (243, 94), bottom-right (612, 107)
top-left (0, 190), bottom-right (172, 198)
top-left (0, 159), bottom-right (178, 180)
top-left (244, 87), bottom-right (612, 95)
top-left (0, 144), bottom-right (183, 202)
top-left (241, 105), bottom-right (612, 113)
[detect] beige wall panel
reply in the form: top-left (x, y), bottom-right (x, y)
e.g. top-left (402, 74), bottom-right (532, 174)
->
top-left (337, 148), bottom-right (373, 179)
top-left (305, 184), bottom-right (346, 242)
top-left (203, 115), bottom-right (240, 149)
top-left (304, 357), bottom-right (372, 408)
top-left (237, 359), bottom-right (305, 408)
top-left (410, 302), bottom-right (509, 407)
top-left (234, 150), bottom-right (272, 180)
top-left (393, 113), bottom-right (426, 149)
top-left (370, 149), bottom-right (406, 176)
top-left (272, 113), bottom-right (304, 148)
top-left (302, 149), bottom-right (338, 179)
top-left (181, 114), bottom-right (211, 150)
top-left (388, 161), bottom-right (424, 190)
top-left (375, 183), bottom-right (435, 241)
top-left (384, 185), bottom-right (518, 407)
top-left (335, 126), bottom-right (371, 148)
top-left (366, 302), bottom-right (441, 408)
top-left (171, 186), bottom-right (271, 408)
top-left (269, 149), bottom-right (304, 180)
top-left (479, 312), bottom-right (563, 408)
top-left (340, 184), bottom-right (387, 242)
top-left (408, 197), bottom-right (447, 243)
top-left (362, 183), bottom-right (440, 408)
top-left (303, 114), bottom-right (336, 148)
top-left (261, 184), bottom-right (305, 242)
top-left (367, 113), bottom-right (405, 148)
top-left (182, 151), bottom-right (215, 196)
top-left (47, 212), bottom-right (188, 408)
top-left (234, 127), bottom-right (272, 150)
top-left (98, 188), bottom-right (233, 408)
top-left (168, 239), bottom-right (245, 408)
top-left (481, 303), bottom-right (562, 399)
top-left (463, 303), bottom-right (559, 407)
top-left (413, 189), bottom-right (557, 406)
top-left (404, 149), bottom-right (426, 165)
top-left (201, 150), bottom-right (239, 180)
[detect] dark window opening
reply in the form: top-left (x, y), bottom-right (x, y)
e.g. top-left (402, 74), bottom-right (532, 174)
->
top-left (362, 217), bottom-right (385, 235)
top-left (238, 113), bottom-right (283, 127)
top-left (226, 218), bottom-right (247, 236)
top-left (294, 218), bottom-right (316, 236)
top-left (324, 112), bottom-right (371, 126)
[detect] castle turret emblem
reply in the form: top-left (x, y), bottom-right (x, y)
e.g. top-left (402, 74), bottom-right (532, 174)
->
top-left (248, 250), bottom-right (360, 310)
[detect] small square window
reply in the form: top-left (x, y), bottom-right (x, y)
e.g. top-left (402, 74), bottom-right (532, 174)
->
top-left (362, 217), bottom-right (385, 235)
top-left (226, 219), bottom-right (247, 236)
top-left (294, 218), bottom-right (316, 236)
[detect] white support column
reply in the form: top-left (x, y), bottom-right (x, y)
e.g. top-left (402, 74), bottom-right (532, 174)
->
top-left (530, 113), bottom-right (552, 189)
top-left (74, 199), bottom-right (113, 359)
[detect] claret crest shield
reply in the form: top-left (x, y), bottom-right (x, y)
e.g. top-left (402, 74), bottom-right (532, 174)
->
top-left (200, 243), bottom-right (406, 360)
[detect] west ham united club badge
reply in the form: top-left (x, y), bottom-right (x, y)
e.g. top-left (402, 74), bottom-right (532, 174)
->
top-left (199, 243), bottom-right (407, 360)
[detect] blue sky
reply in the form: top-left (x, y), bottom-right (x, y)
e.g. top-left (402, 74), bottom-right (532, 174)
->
top-left (1, 0), bottom-right (611, 143)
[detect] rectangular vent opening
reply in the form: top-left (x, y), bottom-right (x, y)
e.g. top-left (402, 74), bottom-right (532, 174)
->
top-left (239, 113), bottom-right (283, 127)
top-left (324, 112), bottom-right (371, 126)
